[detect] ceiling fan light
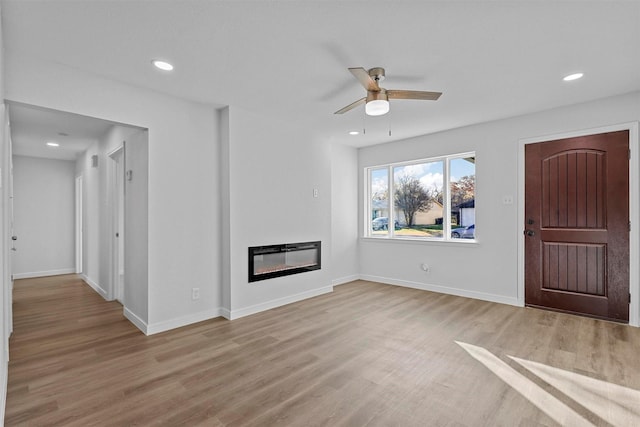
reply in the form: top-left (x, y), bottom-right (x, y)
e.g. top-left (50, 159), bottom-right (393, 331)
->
top-left (365, 99), bottom-right (389, 116)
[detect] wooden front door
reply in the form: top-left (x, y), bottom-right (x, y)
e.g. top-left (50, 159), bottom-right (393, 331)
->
top-left (525, 130), bottom-right (629, 322)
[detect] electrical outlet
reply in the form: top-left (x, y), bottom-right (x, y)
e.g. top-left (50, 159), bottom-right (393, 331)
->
top-left (313, 188), bottom-right (319, 198)
top-left (191, 287), bottom-right (200, 301)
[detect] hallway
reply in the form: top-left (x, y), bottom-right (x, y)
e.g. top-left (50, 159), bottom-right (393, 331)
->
top-left (5, 275), bottom-right (139, 424)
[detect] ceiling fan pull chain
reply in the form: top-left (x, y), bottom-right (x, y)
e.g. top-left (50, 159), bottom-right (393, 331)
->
top-left (362, 107), bottom-right (366, 135)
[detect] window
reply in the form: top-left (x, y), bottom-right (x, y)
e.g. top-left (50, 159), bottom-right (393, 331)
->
top-left (366, 153), bottom-right (475, 241)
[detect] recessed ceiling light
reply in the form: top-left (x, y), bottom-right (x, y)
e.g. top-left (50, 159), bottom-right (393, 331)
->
top-left (349, 131), bottom-right (360, 135)
top-left (563, 73), bottom-right (584, 82)
top-left (152, 60), bottom-right (174, 71)
top-left (46, 142), bottom-right (59, 147)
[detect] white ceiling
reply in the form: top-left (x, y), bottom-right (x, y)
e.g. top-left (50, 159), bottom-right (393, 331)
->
top-left (8, 103), bottom-right (116, 161)
top-left (2, 1), bottom-right (640, 148)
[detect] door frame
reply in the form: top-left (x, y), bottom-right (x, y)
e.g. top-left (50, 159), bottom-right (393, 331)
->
top-left (2, 103), bottom-right (14, 349)
top-left (75, 175), bottom-right (83, 274)
top-left (518, 122), bottom-right (640, 326)
top-left (107, 145), bottom-right (125, 302)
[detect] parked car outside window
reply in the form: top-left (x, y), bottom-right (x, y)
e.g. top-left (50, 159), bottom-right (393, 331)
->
top-left (451, 224), bottom-right (474, 239)
top-left (372, 217), bottom-right (400, 231)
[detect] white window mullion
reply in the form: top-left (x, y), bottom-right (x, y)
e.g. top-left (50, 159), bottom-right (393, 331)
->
top-left (444, 158), bottom-right (451, 240)
top-left (366, 168), bottom-right (372, 237)
top-left (388, 165), bottom-right (394, 238)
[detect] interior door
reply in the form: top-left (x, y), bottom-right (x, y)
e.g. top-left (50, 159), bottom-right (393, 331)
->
top-left (6, 108), bottom-right (15, 337)
top-left (525, 130), bottom-right (629, 322)
top-left (109, 146), bottom-right (125, 303)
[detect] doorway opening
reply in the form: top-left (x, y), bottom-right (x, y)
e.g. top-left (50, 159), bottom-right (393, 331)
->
top-left (6, 101), bottom-right (149, 332)
top-left (108, 146), bottom-right (125, 303)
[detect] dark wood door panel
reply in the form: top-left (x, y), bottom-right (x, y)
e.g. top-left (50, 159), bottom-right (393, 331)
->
top-left (542, 150), bottom-right (605, 229)
top-left (539, 229), bottom-right (607, 243)
top-left (529, 292), bottom-right (609, 318)
top-left (525, 130), bottom-right (629, 322)
top-left (542, 242), bottom-right (605, 295)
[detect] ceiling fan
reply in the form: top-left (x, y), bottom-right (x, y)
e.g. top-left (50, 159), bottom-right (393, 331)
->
top-left (334, 67), bottom-right (442, 116)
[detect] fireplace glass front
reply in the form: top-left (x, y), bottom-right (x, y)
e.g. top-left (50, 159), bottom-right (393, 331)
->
top-left (248, 241), bottom-right (321, 282)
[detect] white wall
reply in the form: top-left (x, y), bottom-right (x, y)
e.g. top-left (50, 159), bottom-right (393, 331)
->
top-left (0, 104), bottom-right (8, 426)
top-left (74, 124), bottom-right (141, 300)
top-left (76, 141), bottom-right (101, 292)
top-left (358, 91), bottom-right (640, 307)
top-left (0, 5), bottom-right (9, 421)
top-left (222, 106), bottom-right (333, 318)
top-left (123, 129), bottom-right (149, 325)
top-left (331, 143), bottom-right (359, 285)
top-left (12, 156), bottom-right (76, 278)
top-left (220, 108), bottom-right (230, 311)
top-left (6, 52), bottom-right (220, 333)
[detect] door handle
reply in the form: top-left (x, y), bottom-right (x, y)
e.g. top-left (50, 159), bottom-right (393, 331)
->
top-left (524, 229), bottom-right (535, 237)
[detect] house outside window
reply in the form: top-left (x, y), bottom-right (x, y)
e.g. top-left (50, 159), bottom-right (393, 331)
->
top-left (366, 153), bottom-right (475, 241)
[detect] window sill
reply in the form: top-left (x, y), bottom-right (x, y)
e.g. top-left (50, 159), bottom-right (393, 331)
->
top-left (360, 236), bottom-right (480, 247)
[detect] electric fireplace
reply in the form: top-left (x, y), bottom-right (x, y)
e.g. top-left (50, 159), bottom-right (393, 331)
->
top-left (248, 241), bottom-right (321, 282)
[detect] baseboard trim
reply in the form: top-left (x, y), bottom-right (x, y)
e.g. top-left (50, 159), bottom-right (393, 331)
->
top-left (133, 289), bottom-right (335, 334)
top-left (332, 275), bottom-right (360, 286)
top-left (228, 285), bottom-right (334, 320)
top-left (359, 275), bottom-right (520, 307)
top-left (12, 268), bottom-right (75, 280)
top-left (146, 308), bottom-right (224, 335)
top-left (80, 274), bottom-right (108, 300)
top-left (123, 307), bottom-right (149, 335)
top-left (220, 308), bottom-right (232, 320)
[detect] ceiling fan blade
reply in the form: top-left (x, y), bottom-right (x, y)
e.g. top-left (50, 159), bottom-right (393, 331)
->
top-left (387, 90), bottom-right (442, 101)
top-left (334, 97), bottom-right (366, 114)
top-left (349, 67), bottom-right (380, 91)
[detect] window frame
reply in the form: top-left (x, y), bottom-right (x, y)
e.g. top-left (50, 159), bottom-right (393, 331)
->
top-left (364, 151), bottom-right (476, 242)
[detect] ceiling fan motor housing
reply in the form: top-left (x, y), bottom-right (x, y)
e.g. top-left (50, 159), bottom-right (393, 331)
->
top-left (368, 67), bottom-right (386, 84)
top-left (366, 88), bottom-right (388, 103)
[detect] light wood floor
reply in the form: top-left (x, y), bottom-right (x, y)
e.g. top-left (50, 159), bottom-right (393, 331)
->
top-left (5, 275), bottom-right (640, 426)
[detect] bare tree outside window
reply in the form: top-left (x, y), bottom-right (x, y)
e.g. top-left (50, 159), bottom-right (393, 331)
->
top-left (392, 161), bottom-right (443, 237)
top-left (394, 175), bottom-right (435, 227)
top-left (451, 174), bottom-right (475, 208)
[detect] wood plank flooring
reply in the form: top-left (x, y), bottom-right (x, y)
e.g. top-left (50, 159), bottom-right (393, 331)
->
top-left (5, 274), bottom-right (640, 426)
